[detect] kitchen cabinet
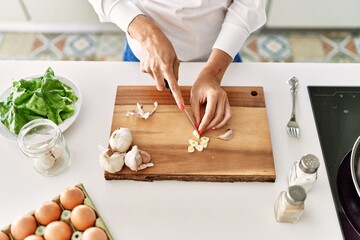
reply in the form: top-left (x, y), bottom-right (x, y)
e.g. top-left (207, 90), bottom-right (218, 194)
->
top-left (0, 0), bottom-right (28, 22)
top-left (266, 0), bottom-right (360, 29)
top-left (0, 0), bottom-right (116, 32)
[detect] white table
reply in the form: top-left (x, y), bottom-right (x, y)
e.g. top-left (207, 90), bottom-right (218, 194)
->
top-left (1, 61), bottom-right (356, 239)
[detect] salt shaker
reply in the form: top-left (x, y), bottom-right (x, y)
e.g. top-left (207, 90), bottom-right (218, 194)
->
top-left (18, 119), bottom-right (71, 176)
top-left (288, 154), bottom-right (320, 192)
top-left (274, 185), bottom-right (306, 223)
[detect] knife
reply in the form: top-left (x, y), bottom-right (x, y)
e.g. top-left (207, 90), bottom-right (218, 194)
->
top-left (164, 79), bottom-right (199, 136)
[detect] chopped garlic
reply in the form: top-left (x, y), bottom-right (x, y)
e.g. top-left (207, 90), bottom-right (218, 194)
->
top-left (192, 130), bottom-right (200, 139)
top-left (200, 141), bottom-right (208, 149)
top-left (188, 145), bottom-right (195, 153)
top-left (189, 139), bottom-right (198, 147)
top-left (195, 145), bottom-right (204, 152)
top-left (200, 136), bottom-right (209, 143)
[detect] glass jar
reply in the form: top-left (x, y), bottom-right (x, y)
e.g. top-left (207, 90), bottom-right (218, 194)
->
top-left (18, 119), bottom-right (71, 176)
top-left (288, 154), bottom-right (320, 192)
top-left (274, 185), bottom-right (306, 223)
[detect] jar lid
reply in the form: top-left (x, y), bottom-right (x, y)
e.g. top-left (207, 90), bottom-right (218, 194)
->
top-left (285, 185), bottom-right (306, 205)
top-left (299, 154), bottom-right (320, 173)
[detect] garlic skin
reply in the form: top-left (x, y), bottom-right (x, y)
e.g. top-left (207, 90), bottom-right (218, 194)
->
top-left (217, 128), bottom-right (233, 141)
top-left (139, 150), bottom-right (151, 164)
top-left (99, 149), bottom-right (125, 173)
top-left (109, 128), bottom-right (133, 152)
top-left (124, 145), bottom-right (143, 171)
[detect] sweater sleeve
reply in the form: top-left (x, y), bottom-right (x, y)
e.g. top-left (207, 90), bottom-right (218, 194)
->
top-left (212, 0), bottom-right (267, 58)
top-left (87, 0), bottom-right (143, 33)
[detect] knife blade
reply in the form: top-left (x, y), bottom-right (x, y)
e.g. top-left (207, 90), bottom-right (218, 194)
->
top-left (164, 79), bottom-right (199, 135)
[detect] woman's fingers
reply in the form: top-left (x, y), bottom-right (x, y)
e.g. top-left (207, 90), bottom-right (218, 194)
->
top-left (211, 98), bottom-right (232, 130)
top-left (198, 92), bottom-right (217, 132)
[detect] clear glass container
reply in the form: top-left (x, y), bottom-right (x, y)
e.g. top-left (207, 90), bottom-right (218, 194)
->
top-left (288, 154), bottom-right (320, 192)
top-left (274, 185), bottom-right (306, 223)
top-left (18, 119), bottom-right (71, 176)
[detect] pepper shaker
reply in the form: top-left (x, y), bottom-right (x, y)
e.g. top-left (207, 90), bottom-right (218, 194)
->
top-left (274, 185), bottom-right (306, 223)
top-left (288, 154), bottom-right (320, 193)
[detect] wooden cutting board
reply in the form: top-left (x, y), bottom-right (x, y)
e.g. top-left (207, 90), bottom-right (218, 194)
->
top-left (105, 86), bottom-right (276, 182)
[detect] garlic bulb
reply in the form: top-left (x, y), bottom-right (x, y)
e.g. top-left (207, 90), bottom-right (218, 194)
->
top-left (109, 128), bottom-right (133, 152)
top-left (32, 146), bottom-right (63, 171)
top-left (99, 149), bottom-right (125, 173)
top-left (124, 145), bottom-right (143, 171)
top-left (125, 145), bottom-right (153, 171)
top-left (33, 154), bottom-right (56, 171)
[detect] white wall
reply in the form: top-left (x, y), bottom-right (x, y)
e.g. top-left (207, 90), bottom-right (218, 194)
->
top-left (266, 0), bottom-right (360, 29)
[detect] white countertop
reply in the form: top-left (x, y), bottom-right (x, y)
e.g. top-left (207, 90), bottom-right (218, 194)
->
top-left (1, 60), bottom-right (357, 239)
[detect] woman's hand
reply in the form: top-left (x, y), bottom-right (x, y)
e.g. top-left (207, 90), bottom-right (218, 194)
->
top-left (190, 49), bottom-right (233, 134)
top-left (191, 72), bottom-right (231, 134)
top-left (128, 15), bottom-right (184, 109)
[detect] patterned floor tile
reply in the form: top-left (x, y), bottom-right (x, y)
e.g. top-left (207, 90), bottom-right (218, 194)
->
top-left (0, 30), bottom-right (359, 63)
top-left (0, 33), bottom-right (36, 59)
top-left (320, 32), bottom-right (360, 63)
top-left (353, 33), bottom-right (360, 55)
top-left (0, 32), bottom-right (4, 47)
top-left (240, 34), bottom-right (262, 62)
top-left (288, 32), bottom-right (325, 62)
top-left (257, 33), bottom-right (292, 62)
top-left (96, 33), bottom-right (124, 60)
top-left (29, 33), bottom-right (67, 60)
top-left (63, 34), bottom-right (100, 60)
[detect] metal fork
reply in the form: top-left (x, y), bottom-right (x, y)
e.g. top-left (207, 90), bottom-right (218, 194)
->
top-left (286, 77), bottom-right (300, 138)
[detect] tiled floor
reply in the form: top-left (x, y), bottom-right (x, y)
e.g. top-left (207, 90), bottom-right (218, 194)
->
top-left (1, 30), bottom-right (360, 63)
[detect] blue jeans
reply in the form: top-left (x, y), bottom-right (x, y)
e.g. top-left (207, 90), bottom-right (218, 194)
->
top-left (122, 41), bottom-right (242, 62)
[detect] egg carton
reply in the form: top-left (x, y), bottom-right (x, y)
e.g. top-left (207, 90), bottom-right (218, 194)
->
top-left (1, 183), bottom-right (114, 240)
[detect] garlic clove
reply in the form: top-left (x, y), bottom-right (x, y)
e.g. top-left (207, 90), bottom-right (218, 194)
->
top-left (217, 128), bottom-right (233, 141)
top-left (99, 149), bottom-right (125, 173)
top-left (200, 141), bottom-right (208, 149)
top-left (192, 130), bottom-right (200, 139)
top-left (109, 128), bottom-right (133, 152)
top-left (124, 145), bottom-right (143, 171)
top-left (200, 137), bottom-right (210, 143)
top-left (139, 150), bottom-right (151, 164)
top-left (189, 139), bottom-right (198, 147)
top-left (195, 144), bottom-right (204, 152)
top-left (188, 145), bottom-right (195, 153)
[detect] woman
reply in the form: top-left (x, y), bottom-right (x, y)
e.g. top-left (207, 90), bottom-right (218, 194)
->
top-left (88, 0), bottom-right (267, 135)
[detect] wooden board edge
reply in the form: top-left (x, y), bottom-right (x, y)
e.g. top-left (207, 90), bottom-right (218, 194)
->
top-left (104, 173), bottom-right (276, 183)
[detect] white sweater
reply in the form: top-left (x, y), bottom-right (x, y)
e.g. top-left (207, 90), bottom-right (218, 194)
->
top-left (88, 0), bottom-right (267, 61)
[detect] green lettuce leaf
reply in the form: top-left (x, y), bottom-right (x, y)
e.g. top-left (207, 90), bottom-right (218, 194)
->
top-left (0, 67), bottom-right (78, 134)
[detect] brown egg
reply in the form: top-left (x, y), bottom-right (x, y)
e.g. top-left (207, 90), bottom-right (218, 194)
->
top-left (60, 187), bottom-right (85, 210)
top-left (35, 201), bottom-right (61, 225)
top-left (24, 235), bottom-right (44, 240)
top-left (44, 221), bottom-right (72, 240)
top-left (10, 214), bottom-right (37, 240)
top-left (0, 231), bottom-right (9, 240)
top-left (82, 227), bottom-right (108, 240)
top-left (70, 205), bottom-right (96, 231)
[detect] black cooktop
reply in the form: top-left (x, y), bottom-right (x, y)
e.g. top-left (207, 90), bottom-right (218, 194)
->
top-left (308, 86), bottom-right (360, 240)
